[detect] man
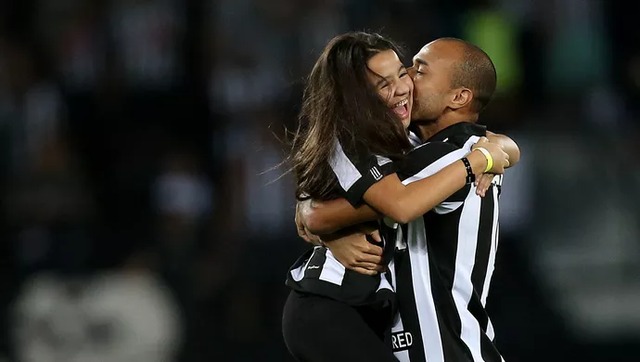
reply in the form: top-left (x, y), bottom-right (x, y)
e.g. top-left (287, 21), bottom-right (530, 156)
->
top-left (296, 37), bottom-right (519, 361)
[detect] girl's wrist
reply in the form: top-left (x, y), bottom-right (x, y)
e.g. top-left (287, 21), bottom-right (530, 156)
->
top-left (467, 150), bottom-right (489, 174)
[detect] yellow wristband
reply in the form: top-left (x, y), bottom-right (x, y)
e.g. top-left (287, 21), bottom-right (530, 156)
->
top-left (475, 147), bottom-right (493, 173)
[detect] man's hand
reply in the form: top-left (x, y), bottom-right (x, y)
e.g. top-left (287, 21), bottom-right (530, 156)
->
top-left (475, 173), bottom-right (497, 197)
top-left (323, 229), bottom-right (385, 276)
top-left (295, 200), bottom-right (323, 246)
top-left (486, 131), bottom-right (520, 167)
top-left (295, 201), bottom-right (385, 275)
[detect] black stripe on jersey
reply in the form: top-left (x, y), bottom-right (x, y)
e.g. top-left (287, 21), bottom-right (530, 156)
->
top-left (394, 237), bottom-right (426, 361)
top-left (480, 332), bottom-right (503, 362)
top-left (344, 159), bottom-right (396, 206)
top-left (340, 267), bottom-right (389, 305)
top-left (378, 222), bottom-right (399, 266)
top-left (305, 248), bottom-right (327, 279)
top-left (423, 209), bottom-right (461, 289)
top-left (427, 122), bottom-right (486, 144)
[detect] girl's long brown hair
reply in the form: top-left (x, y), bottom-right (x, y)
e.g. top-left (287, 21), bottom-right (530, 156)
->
top-left (290, 32), bottom-right (412, 201)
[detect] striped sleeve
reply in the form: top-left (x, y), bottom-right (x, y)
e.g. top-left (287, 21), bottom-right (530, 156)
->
top-left (329, 140), bottom-right (397, 206)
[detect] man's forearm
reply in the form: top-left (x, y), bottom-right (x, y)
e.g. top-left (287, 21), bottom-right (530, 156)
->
top-left (299, 198), bottom-right (380, 235)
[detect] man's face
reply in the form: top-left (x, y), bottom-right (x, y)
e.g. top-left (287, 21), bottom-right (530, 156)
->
top-left (409, 41), bottom-right (457, 123)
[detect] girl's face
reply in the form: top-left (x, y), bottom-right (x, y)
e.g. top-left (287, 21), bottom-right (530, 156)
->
top-left (366, 49), bottom-right (413, 129)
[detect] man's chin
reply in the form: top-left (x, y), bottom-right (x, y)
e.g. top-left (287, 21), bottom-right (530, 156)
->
top-left (409, 117), bottom-right (437, 125)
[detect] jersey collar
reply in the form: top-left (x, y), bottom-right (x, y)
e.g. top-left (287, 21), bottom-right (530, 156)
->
top-left (426, 122), bottom-right (487, 143)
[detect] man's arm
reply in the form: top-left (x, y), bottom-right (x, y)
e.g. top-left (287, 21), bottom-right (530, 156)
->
top-left (295, 201), bottom-right (324, 245)
top-left (294, 204), bottom-right (384, 275)
top-left (298, 198), bottom-right (379, 236)
top-left (486, 131), bottom-right (520, 167)
top-left (474, 132), bottom-right (521, 196)
top-left (321, 227), bottom-right (385, 276)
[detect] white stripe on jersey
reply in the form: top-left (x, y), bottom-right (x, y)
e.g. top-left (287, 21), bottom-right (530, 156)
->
top-left (408, 131), bottom-right (422, 147)
top-left (452, 188), bottom-right (484, 361)
top-left (486, 318), bottom-right (496, 343)
top-left (401, 137), bottom-right (479, 185)
top-left (329, 141), bottom-right (362, 191)
top-left (318, 249), bottom-right (346, 285)
top-left (481, 185), bottom-right (500, 306)
top-left (376, 154), bottom-right (393, 166)
top-left (376, 271), bottom-right (394, 293)
top-left (434, 201), bottom-right (464, 214)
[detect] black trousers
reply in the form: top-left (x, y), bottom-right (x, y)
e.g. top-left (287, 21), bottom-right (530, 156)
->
top-left (282, 290), bottom-right (397, 362)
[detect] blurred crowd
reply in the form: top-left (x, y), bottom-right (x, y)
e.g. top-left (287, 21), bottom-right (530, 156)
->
top-left (0, 0), bottom-right (638, 361)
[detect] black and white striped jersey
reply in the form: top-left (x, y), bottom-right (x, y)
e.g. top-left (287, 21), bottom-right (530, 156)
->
top-left (285, 137), bottom-right (401, 307)
top-left (389, 122), bottom-right (505, 362)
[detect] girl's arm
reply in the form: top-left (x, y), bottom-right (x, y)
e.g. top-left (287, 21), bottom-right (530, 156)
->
top-left (301, 142), bottom-right (507, 234)
top-left (361, 147), bottom-right (493, 224)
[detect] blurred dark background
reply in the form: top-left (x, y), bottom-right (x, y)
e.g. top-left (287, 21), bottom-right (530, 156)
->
top-left (0, 0), bottom-right (639, 361)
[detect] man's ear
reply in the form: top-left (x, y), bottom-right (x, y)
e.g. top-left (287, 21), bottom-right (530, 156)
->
top-left (449, 88), bottom-right (473, 110)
